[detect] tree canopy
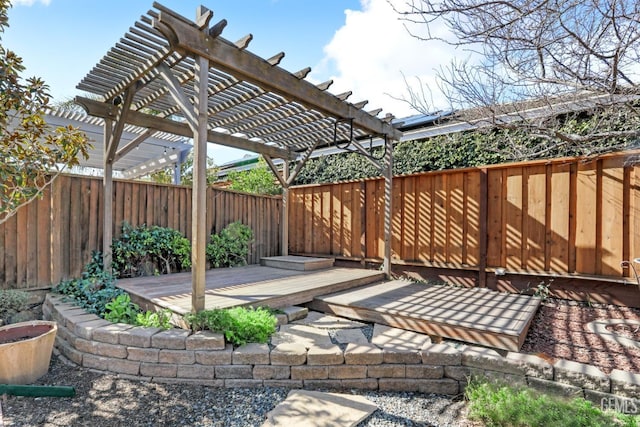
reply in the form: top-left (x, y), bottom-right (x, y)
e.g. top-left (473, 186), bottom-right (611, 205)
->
top-left (0, 0), bottom-right (90, 224)
top-left (393, 0), bottom-right (640, 160)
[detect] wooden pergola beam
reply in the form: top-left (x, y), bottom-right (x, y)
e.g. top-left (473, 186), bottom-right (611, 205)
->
top-left (153, 11), bottom-right (402, 141)
top-left (76, 96), bottom-right (297, 160)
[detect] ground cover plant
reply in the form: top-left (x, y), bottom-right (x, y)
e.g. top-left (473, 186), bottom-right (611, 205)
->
top-left (185, 306), bottom-right (277, 346)
top-left (0, 289), bottom-right (29, 325)
top-left (465, 378), bottom-right (639, 426)
top-left (55, 252), bottom-right (171, 329)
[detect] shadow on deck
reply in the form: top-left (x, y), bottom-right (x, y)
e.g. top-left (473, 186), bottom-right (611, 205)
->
top-left (116, 256), bottom-right (541, 352)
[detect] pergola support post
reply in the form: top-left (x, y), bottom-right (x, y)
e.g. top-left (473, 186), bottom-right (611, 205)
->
top-left (382, 137), bottom-right (394, 279)
top-left (191, 54), bottom-right (209, 313)
top-left (281, 162), bottom-right (290, 256)
top-left (103, 119), bottom-right (113, 272)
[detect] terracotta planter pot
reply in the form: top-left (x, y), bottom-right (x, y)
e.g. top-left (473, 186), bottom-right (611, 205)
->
top-left (0, 320), bottom-right (57, 384)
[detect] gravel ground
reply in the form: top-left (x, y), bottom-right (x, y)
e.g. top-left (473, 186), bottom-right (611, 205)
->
top-left (2, 354), bottom-right (473, 427)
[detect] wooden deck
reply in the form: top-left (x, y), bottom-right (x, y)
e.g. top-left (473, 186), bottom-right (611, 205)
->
top-left (116, 264), bottom-right (385, 315)
top-left (308, 280), bottom-right (541, 352)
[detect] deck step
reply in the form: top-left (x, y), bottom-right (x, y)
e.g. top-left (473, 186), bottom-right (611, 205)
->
top-left (261, 256), bottom-right (334, 271)
top-left (309, 280), bottom-right (541, 352)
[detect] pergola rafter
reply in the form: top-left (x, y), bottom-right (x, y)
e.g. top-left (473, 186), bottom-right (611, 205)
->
top-left (75, 2), bottom-right (401, 313)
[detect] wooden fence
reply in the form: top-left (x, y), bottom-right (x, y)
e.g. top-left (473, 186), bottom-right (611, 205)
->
top-left (289, 151), bottom-right (640, 281)
top-left (0, 175), bottom-right (282, 289)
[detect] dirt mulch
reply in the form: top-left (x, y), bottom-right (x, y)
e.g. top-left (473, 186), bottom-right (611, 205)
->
top-left (520, 298), bottom-right (640, 374)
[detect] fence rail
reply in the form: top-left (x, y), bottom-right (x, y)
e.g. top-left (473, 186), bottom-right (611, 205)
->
top-left (1, 175), bottom-right (282, 289)
top-left (289, 151), bottom-right (640, 281)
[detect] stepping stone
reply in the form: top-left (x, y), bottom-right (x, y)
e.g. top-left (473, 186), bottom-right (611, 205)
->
top-left (271, 324), bottom-right (333, 348)
top-left (262, 389), bottom-right (377, 427)
top-left (333, 329), bottom-right (368, 344)
top-left (294, 311), bottom-right (368, 329)
top-left (371, 323), bottom-right (431, 351)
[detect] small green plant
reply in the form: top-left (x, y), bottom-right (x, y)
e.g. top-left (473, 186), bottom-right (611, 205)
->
top-left (185, 306), bottom-right (277, 346)
top-left (136, 309), bottom-right (173, 329)
top-left (521, 279), bottom-right (552, 301)
top-left (54, 251), bottom-right (123, 316)
top-left (104, 293), bottom-right (139, 324)
top-left (112, 222), bottom-right (191, 278)
top-left (0, 289), bottom-right (29, 324)
top-left (465, 378), bottom-right (639, 426)
top-left (206, 222), bottom-right (253, 268)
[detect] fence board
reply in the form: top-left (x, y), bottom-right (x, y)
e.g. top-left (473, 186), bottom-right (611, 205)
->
top-left (575, 160), bottom-right (598, 274)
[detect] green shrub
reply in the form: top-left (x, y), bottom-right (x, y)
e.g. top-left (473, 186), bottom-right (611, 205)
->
top-left (185, 306), bottom-right (277, 346)
top-left (0, 289), bottom-right (29, 324)
top-left (103, 293), bottom-right (139, 324)
top-left (206, 222), bottom-right (253, 268)
top-left (465, 378), bottom-right (639, 426)
top-left (54, 251), bottom-right (123, 316)
top-left (136, 309), bottom-right (173, 329)
top-left (112, 222), bottom-right (191, 278)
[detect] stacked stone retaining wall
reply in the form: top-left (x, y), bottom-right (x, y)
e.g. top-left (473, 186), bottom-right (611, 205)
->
top-left (43, 294), bottom-right (640, 408)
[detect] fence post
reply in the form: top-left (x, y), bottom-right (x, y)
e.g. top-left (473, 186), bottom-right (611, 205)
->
top-left (479, 168), bottom-right (488, 288)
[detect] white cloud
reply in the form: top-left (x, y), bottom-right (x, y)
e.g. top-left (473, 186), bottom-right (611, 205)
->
top-left (11, 0), bottom-right (51, 5)
top-left (313, 0), bottom-right (462, 118)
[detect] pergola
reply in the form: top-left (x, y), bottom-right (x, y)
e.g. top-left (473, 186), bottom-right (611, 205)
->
top-left (75, 2), bottom-right (402, 313)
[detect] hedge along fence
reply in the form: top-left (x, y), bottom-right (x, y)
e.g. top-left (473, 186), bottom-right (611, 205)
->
top-left (289, 150), bottom-right (640, 283)
top-left (0, 174), bottom-right (282, 290)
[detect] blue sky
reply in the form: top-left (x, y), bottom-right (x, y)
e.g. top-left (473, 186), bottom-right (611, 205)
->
top-left (4, 0), bottom-right (457, 164)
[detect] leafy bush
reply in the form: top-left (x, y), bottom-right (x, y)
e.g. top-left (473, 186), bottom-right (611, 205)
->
top-left (185, 306), bottom-right (277, 346)
top-left (0, 289), bottom-right (29, 324)
top-left (136, 309), bottom-right (173, 329)
top-left (465, 378), bottom-right (639, 427)
top-left (206, 222), bottom-right (253, 268)
top-left (112, 222), bottom-right (191, 278)
top-left (103, 293), bottom-right (139, 324)
top-left (54, 251), bottom-right (123, 316)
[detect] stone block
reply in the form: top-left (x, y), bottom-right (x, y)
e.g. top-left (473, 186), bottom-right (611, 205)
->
top-left (282, 306), bottom-right (308, 322)
top-left (185, 330), bottom-right (225, 351)
top-left (270, 343), bottom-right (307, 365)
top-left (75, 338), bottom-right (128, 359)
top-left (371, 324), bottom-right (431, 350)
top-left (469, 368), bottom-right (527, 388)
top-left (418, 379), bottom-right (459, 395)
top-left (82, 354), bottom-right (110, 371)
top-left (127, 347), bottom-right (160, 363)
top-left (271, 324), bottom-right (332, 348)
top-left (307, 344), bottom-right (344, 365)
top-left (341, 379), bottom-right (379, 391)
top-left (344, 343), bottom-right (383, 365)
top-left (74, 318), bottom-right (112, 340)
top-left (527, 376), bottom-right (584, 398)
top-left (585, 389), bottom-right (640, 415)
top-left (177, 364), bottom-right (215, 380)
top-left (383, 349), bottom-right (421, 364)
top-left (253, 365), bottom-right (291, 380)
top-left (119, 327), bottom-right (162, 348)
top-left (195, 344), bottom-right (233, 365)
top-left (328, 365), bottom-right (367, 379)
top-left (444, 366), bottom-right (471, 382)
top-left (152, 377), bottom-right (224, 387)
top-left (65, 313), bottom-right (102, 331)
top-left (215, 365), bottom-right (253, 379)
top-left (276, 313), bottom-right (288, 326)
top-left (151, 328), bottom-right (190, 349)
top-left (610, 370), bottom-right (640, 399)
top-left (368, 365), bottom-right (405, 378)
top-left (291, 366), bottom-right (329, 380)
top-left (158, 349), bottom-right (195, 364)
top-left (93, 323), bottom-right (134, 344)
top-left (503, 352), bottom-right (553, 379)
top-left (421, 343), bottom-right (461, 366)
top-left (140, 363), bottom-right (178, 378)
top-left (378, 378), bottom-right (419, 392)
top-left (461, 346), bottom-right (504, 370)
top-left (303, 379), bottom-right (344, 391)
top-left (56, 324), bottom-right (77, 346)
top-left (55, 337), bottom-right (83, 365)
top-left (333, 329), bottom-right (368, 344)
top-left (232, 343), bottom-right (270, 365)
top-left (554, 359), bottom-right (610, 392)
top-left (108, 358), bottom-right (140, 376)
top-left (406, 364), bottom-right (444, 379)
